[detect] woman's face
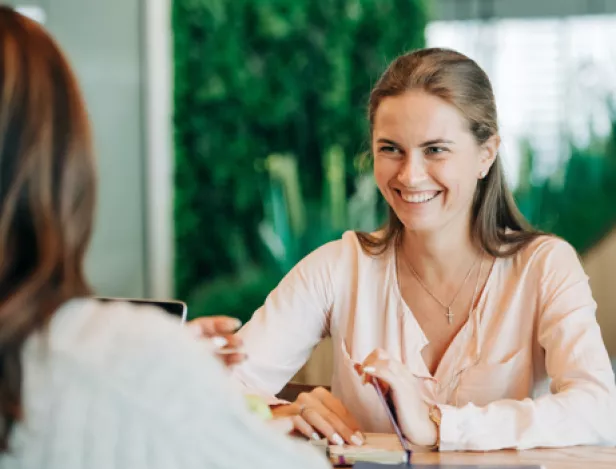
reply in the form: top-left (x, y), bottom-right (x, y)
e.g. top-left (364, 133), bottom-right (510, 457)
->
top-left (372, 90), bottom-right (498, 236)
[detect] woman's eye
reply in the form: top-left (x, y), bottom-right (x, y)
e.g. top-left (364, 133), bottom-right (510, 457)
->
top-left (425, 146), bottom-right (447, 155)
top-left (379, 146), bottom-right (400, 154)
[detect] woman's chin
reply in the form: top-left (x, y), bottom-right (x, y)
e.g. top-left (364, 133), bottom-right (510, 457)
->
top-left (399, 218), bottom-right (440, 234)
top-left (392, 206), bottom-right (442, 233)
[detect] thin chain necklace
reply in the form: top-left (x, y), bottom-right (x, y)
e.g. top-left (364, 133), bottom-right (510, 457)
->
top-left (402, 249), bottom-right (480, 325)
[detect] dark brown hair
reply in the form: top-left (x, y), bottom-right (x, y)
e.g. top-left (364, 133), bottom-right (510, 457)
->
top-left (356, 48), bottom-right (541, 256)
top-left (0, 7), bottom-right (95, 448)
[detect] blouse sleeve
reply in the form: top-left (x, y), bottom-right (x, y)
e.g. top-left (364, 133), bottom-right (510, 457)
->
top-left (232, 238), bottom-right (346, 400)
top-left (437, 239), bottom-right (616, 451)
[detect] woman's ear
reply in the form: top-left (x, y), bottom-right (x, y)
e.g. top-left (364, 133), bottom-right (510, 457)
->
top-left (478, 134), bottom-right (500, 179)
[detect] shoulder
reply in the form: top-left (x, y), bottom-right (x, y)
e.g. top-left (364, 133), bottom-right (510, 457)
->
top-left (294, 230), bottom-right (386, 279)
top-left (41, 298), bottom-right (195, 357)
top-left (505, 235), bottom-right (590, 307)
top-left (302, 230), bottom-right (384, 263)
top-left (26, 298), bottom-right (227, 408)
top-left (17, 301), bottom-right (330, 469)
top-left (512, 234), bottom-right (582, 274)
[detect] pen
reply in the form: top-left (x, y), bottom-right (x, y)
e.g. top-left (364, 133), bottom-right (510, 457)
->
top-left (370, 376), bottom-right (412, 465)
top-left (210, 335), bottom-right (245, 355)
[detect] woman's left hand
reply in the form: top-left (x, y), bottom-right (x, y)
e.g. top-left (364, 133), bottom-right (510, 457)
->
top-left (355, 348), bottom-right (439, 447)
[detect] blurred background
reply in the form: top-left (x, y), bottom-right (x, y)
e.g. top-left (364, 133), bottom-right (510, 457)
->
top-left (7, 0), bottom-right (616, 379)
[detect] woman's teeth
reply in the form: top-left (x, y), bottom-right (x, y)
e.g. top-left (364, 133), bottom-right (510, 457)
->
top-left (400, 191), bottom-right (438, 203)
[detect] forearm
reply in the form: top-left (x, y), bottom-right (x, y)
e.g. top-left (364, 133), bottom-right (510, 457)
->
top-left (436, 384), bottom-right (616, 451)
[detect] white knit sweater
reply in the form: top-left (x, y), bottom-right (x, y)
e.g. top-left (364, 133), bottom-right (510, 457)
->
top-left (0, 299), bottom-right (330, 469)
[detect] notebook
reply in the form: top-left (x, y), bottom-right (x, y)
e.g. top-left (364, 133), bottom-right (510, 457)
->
top-left (325, 433), bottom-right (417, 466)
top-left (354, 464), bottom-right (545, 469)
top-left (325, 434), bottom-right (544, 468)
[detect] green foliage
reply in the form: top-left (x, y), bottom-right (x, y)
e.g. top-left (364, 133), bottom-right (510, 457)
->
top-left (187, 148), bottom-right (381, 324)
top-left (185, 267), bottom-right (282, 323)
top-left (173, 0), bottom-right (427, 320)
top-left (259, 148), bottom-right (380, 273)
top-left (515, 109), bottom-right (616, 254)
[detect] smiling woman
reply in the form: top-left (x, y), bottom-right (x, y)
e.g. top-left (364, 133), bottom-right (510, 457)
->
top-left (219, 47), bottom-right (616, 452)
top-left (373, 90), bottom-right (491, 235)
top-left (357, 48), bottom-right (538, 257)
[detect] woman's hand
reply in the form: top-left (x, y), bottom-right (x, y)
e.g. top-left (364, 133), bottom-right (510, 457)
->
top-left (271, 386), bottom-right (365, 446)
top-left (188, 316), bottom-right (246, 367)
top-left (356, 348), bottom-right (438, 447)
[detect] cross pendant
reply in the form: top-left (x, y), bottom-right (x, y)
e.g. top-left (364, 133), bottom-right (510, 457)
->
top-left (446, 307), bottom-right (454, 324)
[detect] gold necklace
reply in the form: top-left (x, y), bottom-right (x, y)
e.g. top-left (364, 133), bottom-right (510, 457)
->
top-left (403, 250), bottom-right (481, 325)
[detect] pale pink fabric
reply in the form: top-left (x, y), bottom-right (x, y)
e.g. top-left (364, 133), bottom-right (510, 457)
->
top-left (234, 232), bottom-right (616, 451)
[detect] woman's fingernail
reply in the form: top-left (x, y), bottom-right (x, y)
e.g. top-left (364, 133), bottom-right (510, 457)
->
top-left (351, 434), bottom-right (363, 446)
top-left (312, 432), bottom-right (321, 441)
top-left (332, 433), bottom-right (344, 446)
top-left (230, 318), bottom-right (242, 330)
top-left (211, 336), bottom-right (228, 348)
top-left (362, 366), bottom-right (376, 374)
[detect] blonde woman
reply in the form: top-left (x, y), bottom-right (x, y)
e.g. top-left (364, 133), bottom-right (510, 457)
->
top-left (194, 48), bottom-right (616, 451)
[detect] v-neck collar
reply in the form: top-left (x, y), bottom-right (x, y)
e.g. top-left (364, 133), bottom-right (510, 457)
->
top-left (389, 245), bottom-right (499, 383)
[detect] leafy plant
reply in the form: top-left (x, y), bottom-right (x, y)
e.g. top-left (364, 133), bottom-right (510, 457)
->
top-left (259, 147), bottom-right (380, 273)
top-left (173, 0), bottom-right (428, 319)
top-left (515, 107), bottom-right (616, 253)
top-left (187, 147), bottom-right (381, 324)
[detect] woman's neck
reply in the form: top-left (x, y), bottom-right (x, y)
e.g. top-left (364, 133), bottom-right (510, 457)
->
top-left (398, 226), bottom-right (482, 288)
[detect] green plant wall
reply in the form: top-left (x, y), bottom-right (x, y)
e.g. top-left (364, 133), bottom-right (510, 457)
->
top-left (173, 0), bottom-right (428, 320)
top-left (515, 107), bottom-right (616, 254)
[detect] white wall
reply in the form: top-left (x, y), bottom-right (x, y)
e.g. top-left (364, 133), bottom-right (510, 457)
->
top-left (8, 0), bottom-right (174, 300)
top-left (46, 0), bottom-right (148, 298)
top-left (432, 0), bottom-right (616, 20)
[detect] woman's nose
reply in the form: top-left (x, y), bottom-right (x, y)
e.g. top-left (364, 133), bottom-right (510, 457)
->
top-left (397, 153), bottom-right (427, 187)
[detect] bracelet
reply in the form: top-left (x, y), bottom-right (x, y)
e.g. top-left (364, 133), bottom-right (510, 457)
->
top-left (427, 405), bottom-right (441, 451)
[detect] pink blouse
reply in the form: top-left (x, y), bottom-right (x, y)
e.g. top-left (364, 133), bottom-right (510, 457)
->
top-left (233, 232), bottom-right (616, 451)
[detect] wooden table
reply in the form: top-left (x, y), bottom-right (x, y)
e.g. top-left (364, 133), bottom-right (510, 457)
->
top-left (403, 446), bottom-right (616, 468)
